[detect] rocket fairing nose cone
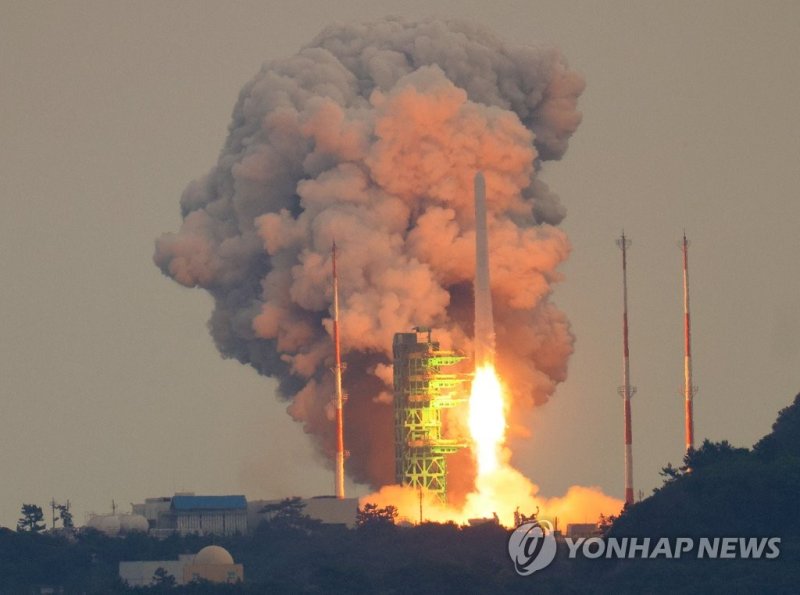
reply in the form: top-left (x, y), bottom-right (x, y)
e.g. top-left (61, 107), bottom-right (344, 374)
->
top-left (473, 171), bottom-right (495, 366)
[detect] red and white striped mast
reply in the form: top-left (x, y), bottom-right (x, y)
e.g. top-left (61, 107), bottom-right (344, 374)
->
top-left (617, 232), bottom-right (636, 506)
top-left (682, 232), bottom-right (696, 454)
top-left (332, 242), bottom-right (345, 499)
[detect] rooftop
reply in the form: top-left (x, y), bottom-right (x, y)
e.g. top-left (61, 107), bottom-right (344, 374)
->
top-left (171, 495), bottom-right (247, 511)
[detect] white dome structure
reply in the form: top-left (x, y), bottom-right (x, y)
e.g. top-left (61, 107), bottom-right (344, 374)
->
top-left (86, 514), bottom-right (121, 536)
top-left (119, 514), bottom-right (149, 533)
top-left (193, 545), bottom-right (234, 566)
top-left (86, 513), bottom-right (149, 536)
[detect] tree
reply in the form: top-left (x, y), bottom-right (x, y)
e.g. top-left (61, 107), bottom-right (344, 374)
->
top-left (597, 513), bottom-right (617, 535)
top-left (259, 497), bottom-right (321, 531)
top-left (260, 496), bottom-right (306, 519)
top-left (356, 503), bottom-right (398, 528)
top-left (16, 504), bottom-right (45, 533)
top-left (658, 462), bottom-right (685, 484)
top-left (754, 392), bottom-right (800, 459)
top-left (683, 439), bottom-right (749, 471)
top-left (513, 506), bottom-right (539, 528)
top-left (152, 566), bottom-right (176, 587)
top-left (57, 503), bottom-right (74, 529)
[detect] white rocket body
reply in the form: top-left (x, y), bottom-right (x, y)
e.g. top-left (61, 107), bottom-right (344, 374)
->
top-left (473, 172), bottom-right (495, 367)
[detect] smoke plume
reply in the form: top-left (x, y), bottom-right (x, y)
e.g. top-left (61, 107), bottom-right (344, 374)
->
top-left (155, 18), bottom-right (584, 489)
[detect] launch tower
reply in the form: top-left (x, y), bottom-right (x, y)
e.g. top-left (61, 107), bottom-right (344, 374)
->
top-left (393, 327), bottom-right (469, 502)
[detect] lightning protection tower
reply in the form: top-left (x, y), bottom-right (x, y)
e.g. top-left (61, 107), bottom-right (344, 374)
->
top-left (682, 232), bottom-right (697, 454)
top-left (617, 232), bottom-right (636, 506)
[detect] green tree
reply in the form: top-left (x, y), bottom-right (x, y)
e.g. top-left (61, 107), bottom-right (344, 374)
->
top-left (16, 504), bottom-right (45, 533)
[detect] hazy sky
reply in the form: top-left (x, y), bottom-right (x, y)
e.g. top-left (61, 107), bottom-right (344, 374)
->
top-left (1, 0), bottom-right (798, 529)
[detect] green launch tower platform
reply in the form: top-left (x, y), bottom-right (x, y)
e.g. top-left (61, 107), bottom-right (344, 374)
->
top-left (393, 327), bottom-right (470, 502)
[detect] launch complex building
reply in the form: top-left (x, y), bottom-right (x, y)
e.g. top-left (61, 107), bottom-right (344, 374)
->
top-left (391, 173), bottom-right (492, 503)
top-left (393, 328), bottom-right (470, 502)
top-left (391, 172), bottom-right (492, 503)
top-left (369, 174), bottom-right (697, 507)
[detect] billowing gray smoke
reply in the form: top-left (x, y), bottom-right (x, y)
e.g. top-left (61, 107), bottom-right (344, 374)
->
top-left (155, 18), bottom-right (584, 490)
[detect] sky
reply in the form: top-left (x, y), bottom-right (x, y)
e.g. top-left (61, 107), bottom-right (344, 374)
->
top-left (1, 0), bottom-right (798, 529)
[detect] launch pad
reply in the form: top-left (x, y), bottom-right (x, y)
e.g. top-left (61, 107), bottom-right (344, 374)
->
top-left (393, 327), bottom-right (470, 502)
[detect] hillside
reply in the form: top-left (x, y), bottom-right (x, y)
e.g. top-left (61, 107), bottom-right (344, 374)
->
top-left (2, 392), bottom-right (799, 593)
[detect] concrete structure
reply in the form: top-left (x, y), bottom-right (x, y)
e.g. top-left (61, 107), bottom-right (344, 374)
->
top-left (303, 496), bottom-right (357, 527)
top-left (130, 493), bottom-right (247, 537)
top-left (172, 495), bottom-right (247, 536)
top-left (85, 513), bottom-right (149, 536)
top-left (566, 523), bottom-right (601, 539)
top-left (393, 327), bottom-right (469, 502)
top-left (119, 546), bottom-right (242, 586)
top-left (130, 493), bottom-right (357, 535)
top-left (183, 545), bottom-right (244, 584)
top-left (248, 496), bottom-right (358, 529)
top-left (119, 555), bottom-right (194, 587)
top-left (132, 496), bottom-right (171, 530)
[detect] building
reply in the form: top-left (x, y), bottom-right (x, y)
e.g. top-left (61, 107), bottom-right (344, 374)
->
top-left (130, 493), bottom-right (356, 536)
top-left (172, 495), bottom-right (247, 536)
top-left (119, 556), bottom-right (191, 587)
top-left (85, 513), bottom-right (149, 536)
top-left (119, 545), bottom-right (243, 586)
top-left (131, 493), bottom-right (247, 537)
top-left (132, 495), bottom-right (177, 536)
top-left (183, 545), bottom-right (244, 584)
top-left (393, 327), bottom-right (470, 502)
top-left (566, 523), bottom-right (601, 539)
top-left (248, 495), bottom-right (359, 529)
top-left (132, 496), bottom-right (171, 529)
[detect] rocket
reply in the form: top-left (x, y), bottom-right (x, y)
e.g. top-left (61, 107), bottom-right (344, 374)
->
top-left (473, 171), bottom-right (495, 366)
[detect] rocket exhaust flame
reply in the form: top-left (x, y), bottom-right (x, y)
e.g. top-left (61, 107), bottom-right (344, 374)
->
top-left (468, 365), bottom-right (505, 476)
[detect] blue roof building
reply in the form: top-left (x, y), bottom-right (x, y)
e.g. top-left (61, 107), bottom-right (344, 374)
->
top-left (146, 494), bottom-right (250, 536)
top-left (171, 495), bottom-right (247, 511)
